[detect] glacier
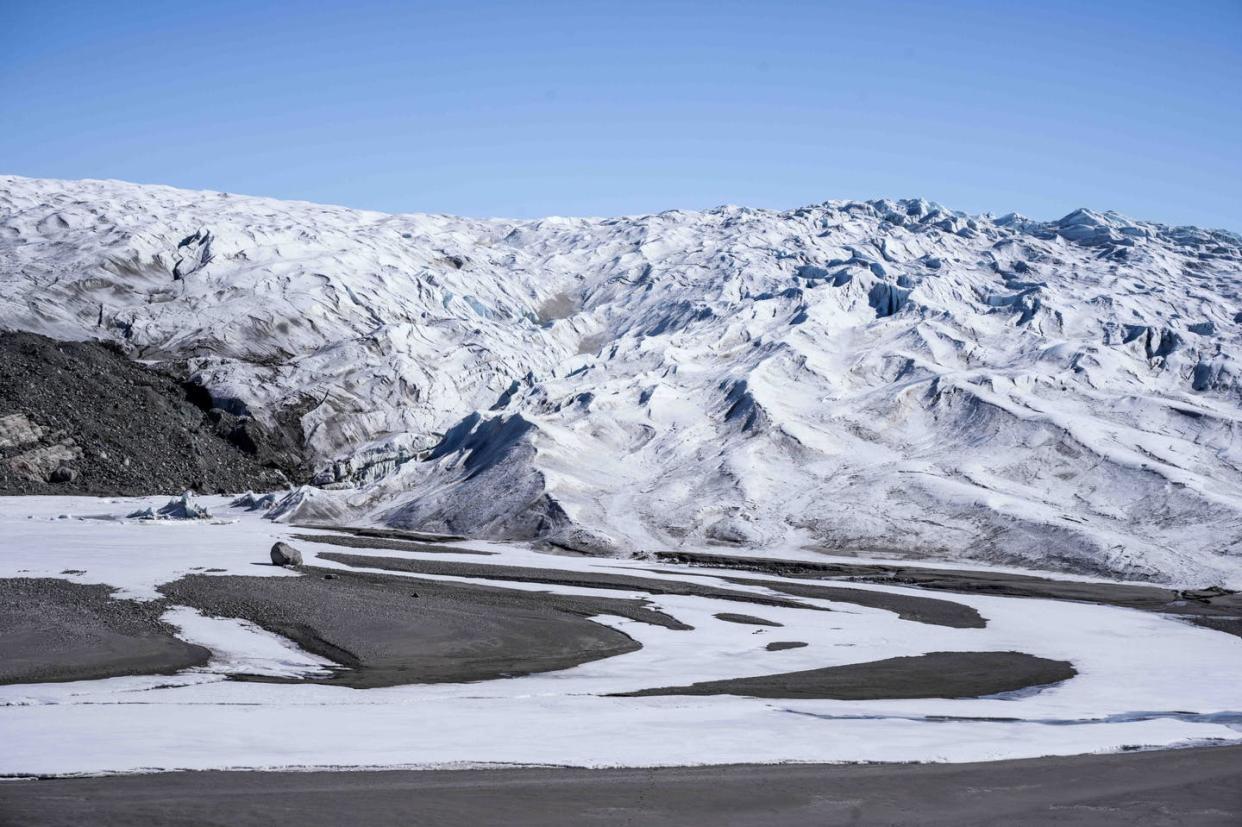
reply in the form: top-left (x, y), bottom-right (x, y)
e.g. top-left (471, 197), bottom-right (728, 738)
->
top-left (3, 174), bottom-right (1241, 586)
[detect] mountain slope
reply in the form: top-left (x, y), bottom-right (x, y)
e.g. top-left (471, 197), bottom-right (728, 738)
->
top-left (3, 175), bottom-right (1241, 585)
top-left (0, 331), bottom-right (294, 495)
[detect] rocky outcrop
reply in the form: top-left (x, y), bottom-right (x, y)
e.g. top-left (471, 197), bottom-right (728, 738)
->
top-left (0, 331), bottom-right (294, 495)
top-left (4, 440), bottom-right (82, 484)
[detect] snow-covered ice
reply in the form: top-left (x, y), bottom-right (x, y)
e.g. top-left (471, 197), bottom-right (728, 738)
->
top-left (4, 177), bottom-right (1242, 584)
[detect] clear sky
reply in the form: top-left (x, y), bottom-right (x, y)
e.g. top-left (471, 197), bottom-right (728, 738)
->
top-left (2, 1), bottom-right (1239, 229)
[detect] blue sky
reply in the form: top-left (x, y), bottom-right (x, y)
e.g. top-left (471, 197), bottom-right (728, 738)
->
top-left (2, 1), bottom-right (1239, 229)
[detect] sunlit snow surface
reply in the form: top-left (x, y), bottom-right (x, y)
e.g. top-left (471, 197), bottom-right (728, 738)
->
top-left (2, 496), bottom-right (1240, 776)
top-left (5, 177), bottom-right (1242, 584)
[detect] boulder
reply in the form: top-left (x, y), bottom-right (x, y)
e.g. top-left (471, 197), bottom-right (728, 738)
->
top-left (50, 465), bottom-right (78, 483)
top-left (270, 542), bottom-right (303, 566)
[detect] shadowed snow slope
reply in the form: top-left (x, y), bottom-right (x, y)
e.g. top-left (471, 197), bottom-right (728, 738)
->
top-left (3, 175), bottom-right (1242, 585)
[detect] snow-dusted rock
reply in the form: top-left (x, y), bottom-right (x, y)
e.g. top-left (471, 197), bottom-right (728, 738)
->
top-left (3, 175), bottom-right (1242, 585)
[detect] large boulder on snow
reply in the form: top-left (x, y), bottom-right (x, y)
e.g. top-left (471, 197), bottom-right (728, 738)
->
top-left (270, 542), bottom-right (303, 566)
